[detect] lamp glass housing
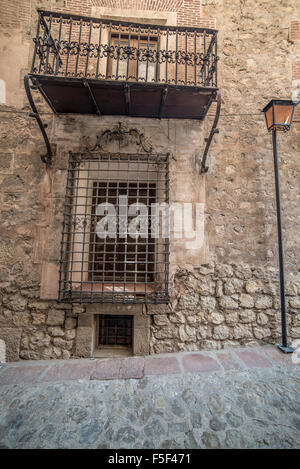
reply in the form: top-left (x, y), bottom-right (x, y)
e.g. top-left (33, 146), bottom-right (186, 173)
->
top-left (262, 99), bottom-right (297, 132)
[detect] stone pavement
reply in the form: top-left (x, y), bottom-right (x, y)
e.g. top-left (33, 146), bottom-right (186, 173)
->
top-left (0, 345), bottom-right (299, 449)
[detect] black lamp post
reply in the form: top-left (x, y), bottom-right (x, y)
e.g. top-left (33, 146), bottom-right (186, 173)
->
top-left (262, 99), bottom-right (299, 353)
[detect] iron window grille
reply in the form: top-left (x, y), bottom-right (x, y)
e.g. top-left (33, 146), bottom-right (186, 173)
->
top-left (98, 314), bottom-right (133, 347)
top-left (59, 151), bottom-right (169, 304)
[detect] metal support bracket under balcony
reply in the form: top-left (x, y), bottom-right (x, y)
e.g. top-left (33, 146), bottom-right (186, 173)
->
top-left (124, 84), bottom-right (131, 115)
top-left (158, 87), bottom-right (168, 119)
top-left (83, 79), bottom-right (101, 116)
top-left (24, 74), bottom-right (53, 165)
top-left (200, 90), bottom-right (221, 173)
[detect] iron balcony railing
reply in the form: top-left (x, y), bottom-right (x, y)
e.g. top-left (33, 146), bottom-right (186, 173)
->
top-left (31, 10), bottom-right (218, 88)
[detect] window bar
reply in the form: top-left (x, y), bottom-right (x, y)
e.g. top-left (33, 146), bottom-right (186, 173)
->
top-left (165, 28), bottom-right (169, 84)
top-left (214, 32), bottom-right (218, 87)
top-left (145, 156), bottom-right (149, 297)
top-left (185, 29), bottom-right (188, 85)
top-left (75, 19), bottom-right (83, 77)
top-left (89, 178), bottom-right (94, 303)
top-left (146, 26), bottom-right (150, 83)
top-left (175, 29), bottom-right (178, 85)
top-left (85, 20), bottom-right (93, 77)
top-left (154, 156), bottom-right (160, 302)
top-left (79, 158), bottom-right (90, 303)
top-left (44, 13), bottom-right (53, 74)
top-left (194, 30), bottom-right (197, 86)
top-left (70, 161), bottom-right (80, 296)
top-left (102, 157), bottom-right (110, 297)
top-left (50, 21), bottom-right (56, 73)
top-left (164, 156), bottom-right (170, 301)
top-left (114, 316), bottom-right (117, 342)
top-left (112, 154), bottom-right (121, 301)
top-left (155, 27), bottom-right (160, 83)
top-left (59, 155), bottom-right (75, 300)
top-left (126, 25), bottom-right (131, 80)
top-left (116, 24), bottom-right (121, 79)
top-left (65, 16), bottom-right (73, 76)
top-left (31, 11), bottom-right (41, 73)
top-left (106, 22), bottom-right (112, 79)
top-left (133, 164), bottom-right (138, 302)
top-left (54, 16), bottom-right (63, 75)
top-left (136, 26), bottom-right (140, 81)
top-left (95, 22), bottom-right (102, 79)
top-left (207, 35), bottom-right (211, 87)
top-left (123, 154), bottom-right (131, 299)
top-left (38, 17), bottom-right (45, 75)
top-left (203, 30), bottom-right (207, 86)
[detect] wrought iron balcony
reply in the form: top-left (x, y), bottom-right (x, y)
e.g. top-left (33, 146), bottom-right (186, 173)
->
top-left (27, 9), bottom-right (218, 120)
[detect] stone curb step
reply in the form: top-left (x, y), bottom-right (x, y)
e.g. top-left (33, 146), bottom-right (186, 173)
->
top-left (0, 346), bottom-right (298, 386)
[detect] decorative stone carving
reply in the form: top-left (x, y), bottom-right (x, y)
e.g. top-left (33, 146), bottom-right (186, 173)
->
top-left (88, 122), bottom-right (153, 154)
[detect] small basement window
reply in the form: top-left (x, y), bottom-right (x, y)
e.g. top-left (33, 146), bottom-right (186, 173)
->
top-left (98, 314), bottom-right (133, 348)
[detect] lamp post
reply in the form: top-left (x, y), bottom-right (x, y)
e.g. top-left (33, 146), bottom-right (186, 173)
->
top-left (262, 99), bottom-right (299, 353)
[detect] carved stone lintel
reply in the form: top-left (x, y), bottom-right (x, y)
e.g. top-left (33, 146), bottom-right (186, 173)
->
top-left (88, 122), bottom-right (153, 153)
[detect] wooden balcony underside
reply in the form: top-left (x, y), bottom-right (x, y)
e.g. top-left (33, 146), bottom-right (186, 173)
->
top-left (33, 75), bottom-right (217, 120)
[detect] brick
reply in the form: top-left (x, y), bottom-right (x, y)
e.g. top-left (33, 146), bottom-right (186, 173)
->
top-left (42, 362), bottom-right (95, 382)
top-left (119, 357), bottom-right (144, 379)
top-left (290, 21), bottom-right (300, 41)
top-left (236, 350), bottom-right (272, 368)
top-left (182, 354), bottom-right (220, 373)
top-left (144, 357), bottom-right (180, 375)
top-left (0, 365), bottom-right (46, 385)
top-left (91, 359), bottom-right (121, 380)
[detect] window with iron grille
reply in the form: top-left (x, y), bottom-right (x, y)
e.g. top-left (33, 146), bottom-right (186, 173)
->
top-left (98, 315), bottom-right (133, 347)
top-left (58, 151), bottom-right (169, 304)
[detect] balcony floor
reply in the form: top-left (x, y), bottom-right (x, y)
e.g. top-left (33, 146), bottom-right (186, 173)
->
top-left (32, 75), bottom-right (217, 120)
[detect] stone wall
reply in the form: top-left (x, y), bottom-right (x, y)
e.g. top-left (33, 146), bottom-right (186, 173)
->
top-left (0, 0), bottom-right (300, 361)
top-left (151, 263), bottom-right (300, 353)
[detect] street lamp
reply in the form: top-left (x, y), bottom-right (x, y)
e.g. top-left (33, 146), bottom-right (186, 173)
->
top-left (262, 99), bottom-right (299, 353)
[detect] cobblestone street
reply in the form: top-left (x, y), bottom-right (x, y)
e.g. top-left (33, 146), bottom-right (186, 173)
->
top-left (0, 346), bottom-right (299, 449)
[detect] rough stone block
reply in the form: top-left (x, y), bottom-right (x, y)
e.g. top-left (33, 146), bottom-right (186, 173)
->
top-left (75, 326), bottom-right (93, 358)
top-left (245, 279), bottom-right (263, 294)
top-left (146, 304), bottom-right (172, 315)
top-left (134, 315), bottom-right (150, 329)
top-left (213, 325), bottom-right (230, 340)
top-left (46, 309), bottom-right (65, 326)
top-left (77, 313), bottom-right (94, 327)
top-left (0, 339), bottom-right (6, 363)
top-left (239, 293), bottom-right (254, 308)
top-left (255, 295), bottom-right (273, 309)
top-left (65, 318), bottom-right (77, 330)
top-left (86, 304), bottom-right (142, 315)
top-left (133, 327), bottom-right (150, 355)
top-left (290, 298), bottom-right (300, 309)
top-left (0, 328), bottom-right (21, 362)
